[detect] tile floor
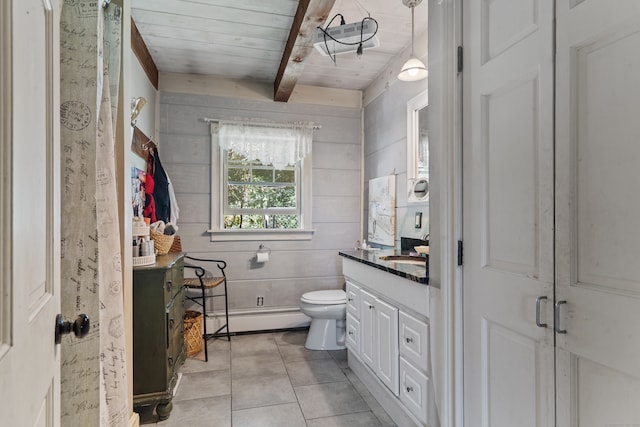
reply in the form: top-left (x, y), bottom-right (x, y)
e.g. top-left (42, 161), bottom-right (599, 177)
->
top-left (140, 329), bottom-right (396, 426)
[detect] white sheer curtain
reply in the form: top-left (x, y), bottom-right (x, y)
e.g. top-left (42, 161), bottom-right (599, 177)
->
top-left (218, 120), bottom-right (314, 169)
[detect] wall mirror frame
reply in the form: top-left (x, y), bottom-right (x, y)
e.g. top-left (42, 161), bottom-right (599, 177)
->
top-left (407, 89), bottom-right (429, 203)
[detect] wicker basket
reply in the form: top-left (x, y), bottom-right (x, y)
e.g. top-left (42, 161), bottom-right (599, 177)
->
top-left (150, 229), bottom-right (175, 255)
top-left (184, 310), bottom-right (204, 357)
top-left (169, 235), bottom-right (182, 253)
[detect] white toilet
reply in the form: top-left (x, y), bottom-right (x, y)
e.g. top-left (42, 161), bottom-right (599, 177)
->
top-left (299, 289), bottom-right (347, 350)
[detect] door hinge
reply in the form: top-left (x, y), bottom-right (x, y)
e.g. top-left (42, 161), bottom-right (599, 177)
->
top-left (457, 46), bottom-right (463, 73)
top-left (457, 240), bottom-right (463, 266)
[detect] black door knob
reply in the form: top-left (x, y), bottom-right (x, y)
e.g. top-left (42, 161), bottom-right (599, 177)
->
top-left (55, 313), bottom-right (90, 344)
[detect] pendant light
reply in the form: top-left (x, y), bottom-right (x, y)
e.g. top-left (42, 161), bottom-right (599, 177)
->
top-left (398, 0), bottom-right (427, 82)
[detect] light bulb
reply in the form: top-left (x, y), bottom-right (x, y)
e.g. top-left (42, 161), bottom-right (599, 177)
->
top-left (398, 57), bottom-right (428, 81)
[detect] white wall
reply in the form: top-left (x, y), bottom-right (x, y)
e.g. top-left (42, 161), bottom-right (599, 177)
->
top-left (130, 51), bottom-right (157, 170)
top-left (363, 73), bottom-right (428, 248)
top-left (157, 76), bottom-right (362, 329)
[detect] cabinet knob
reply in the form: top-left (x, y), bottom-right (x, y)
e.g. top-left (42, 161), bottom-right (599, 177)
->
top-left (166, 280), bottom-right (173, 293)
top-left (348, 298), bottom-right (353, 302)
top-left (168, 357), bottom-right (174, 367)
top-left (406, 386), bottom-right (414, 393)
top-left (405, 337), bottom-right (414, 343)
top-left (369, 305), bottom-right (374, 310)
top-left (348, 331), bottom-right (354, 336)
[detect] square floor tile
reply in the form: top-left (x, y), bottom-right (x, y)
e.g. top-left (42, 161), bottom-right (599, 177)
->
top-left (174, 369), bottom-right (230, 402)
top-left (231, 333), bottom-right (279, 357)
top-left (285, 358), bottom-right (347, 386)
top-left (278, 343), bottom-right (332, 363)
top-left (232, 402), bottom-right (306, 427)
top-left (156, 395), bottom-right (231, 427)
top-left (328, 350), bottom-right (349, 369)
top-left (231, 374), bottom-right (297, 410)
top-left (295, 381), bottom-right (370, 419)
top-left (274, 330), bottom-right (308, 346)
top-left (343, 369), bottom-right (396, 426)
top-left (231, 353), bottom-right (287, 379)
top-left (180, 347), bottom-right (230, 373)
top-left (305, 411), bottom-right (385, 427)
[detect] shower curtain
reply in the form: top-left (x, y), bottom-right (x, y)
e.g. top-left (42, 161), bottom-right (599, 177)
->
top-left (60, 1), bottom-right (128, 425)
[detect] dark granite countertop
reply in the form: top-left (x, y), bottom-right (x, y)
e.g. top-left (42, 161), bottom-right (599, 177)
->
top-left (339, 249), bottom-right (429, 285)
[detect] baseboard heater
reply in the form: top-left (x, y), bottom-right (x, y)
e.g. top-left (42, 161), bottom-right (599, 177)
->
top-left (204, 307), bottom-right (310, 334)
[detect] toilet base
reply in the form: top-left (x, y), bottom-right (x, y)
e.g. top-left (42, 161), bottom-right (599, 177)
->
top-left (305, 318), bottom-right (346, 350)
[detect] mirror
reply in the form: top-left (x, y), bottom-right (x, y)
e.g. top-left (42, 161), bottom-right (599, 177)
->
top-left (407, 89), bottom-right (429, 203)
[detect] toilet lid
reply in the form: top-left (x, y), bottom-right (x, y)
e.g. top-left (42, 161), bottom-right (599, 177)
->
top-left (301, 290), bottom-right (346, 305)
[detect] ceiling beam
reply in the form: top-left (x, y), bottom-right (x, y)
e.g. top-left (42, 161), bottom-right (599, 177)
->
top-left (273, 0), bottom-right (337, 102)
top-left (131, 18), bottom-right (159, 89)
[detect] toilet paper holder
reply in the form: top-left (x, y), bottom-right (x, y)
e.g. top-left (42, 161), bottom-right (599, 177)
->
top-left (255, 244), bottom-right (271, 263)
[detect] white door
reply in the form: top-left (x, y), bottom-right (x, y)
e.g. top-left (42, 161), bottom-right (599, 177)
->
top-left (462, 0), bottom-right (556, 425)
top-left (0, 0), bottom-right (61, 425)
top-left (555, 1), bottom-right (640, 425)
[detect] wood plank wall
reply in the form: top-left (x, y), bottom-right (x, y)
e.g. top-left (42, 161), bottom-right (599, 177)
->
top-left (363, 80), bottom-right (429, 247)
top-left (159, 91), bottom-right (362, 318)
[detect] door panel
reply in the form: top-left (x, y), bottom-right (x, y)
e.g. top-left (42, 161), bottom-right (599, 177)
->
top-left (555, 1), bottom-right (640, 425)
top-left (463, 0), bottom-right (555, 425)
top-left (0, 0), bottom-right (61, 425)
top-left (360, 289), bottom-right (376, 369)
top-left (375, 298), bottom-right (398, 396)
top-left (481, 319), bottom-right (540, 427)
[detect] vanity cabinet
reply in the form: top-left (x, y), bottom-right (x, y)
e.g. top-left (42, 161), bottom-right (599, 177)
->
top-left (133, 253), bottom-right (185, 421)
top-left (343, 257), bottom-right (430, 427)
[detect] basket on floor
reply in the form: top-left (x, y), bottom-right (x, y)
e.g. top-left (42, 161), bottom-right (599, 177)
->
top-left (150, 229), bottom-right (175, 255)
top-left (184, 310), bottom-right (204, 357)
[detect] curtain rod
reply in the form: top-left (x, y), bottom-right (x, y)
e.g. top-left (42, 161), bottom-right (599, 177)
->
top-left (203, 117), bottom-right (321, 130)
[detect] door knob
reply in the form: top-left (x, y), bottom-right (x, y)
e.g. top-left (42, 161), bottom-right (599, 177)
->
top-left (55, 313), bottom-right (90, 344)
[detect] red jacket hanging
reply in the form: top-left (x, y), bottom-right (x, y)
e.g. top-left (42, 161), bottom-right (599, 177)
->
top-left (143, 150), bottom-right (157, 223)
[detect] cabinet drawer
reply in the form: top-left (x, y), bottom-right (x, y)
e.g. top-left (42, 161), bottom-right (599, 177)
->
top-left (399, 311), bottom-right (429, 373)
top-left (399, 356), bottom-right (428, 425)
top-left (346, 281), bottom-right (360, 318)
top-left (346, 312), bottom-right (360, 354)
top-left (163, 261), bottom-right (184, 305)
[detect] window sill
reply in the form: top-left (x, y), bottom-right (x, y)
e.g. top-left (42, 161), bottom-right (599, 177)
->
top-left (207, 228), bottom-right (315, 242)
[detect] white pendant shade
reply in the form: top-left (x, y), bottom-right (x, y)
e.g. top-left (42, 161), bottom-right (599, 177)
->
top-left (398, 0), bottom-right (427, 82)
top-left (398, 56), bottom-right (428, 81)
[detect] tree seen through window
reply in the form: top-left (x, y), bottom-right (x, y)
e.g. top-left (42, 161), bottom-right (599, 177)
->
top-left (223, 150), bottom-right (299, 229)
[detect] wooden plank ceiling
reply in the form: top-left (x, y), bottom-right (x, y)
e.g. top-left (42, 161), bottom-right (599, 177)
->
top-left (131, 0), bottom-right (428, 101)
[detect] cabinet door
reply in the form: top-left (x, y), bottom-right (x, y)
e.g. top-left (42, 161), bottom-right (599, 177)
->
top-left (346, 312), bottom-right (360, 354)
top-left (399, 311), bottom-right (429, 373)
top-left (400, 356), bottom-right (428, 425)
top-left (376, 297), bottom-right (399, 396)
top-left (346, 280), bottom-right (361, 318)
top-left (360, 289), bottom-right (376, 369)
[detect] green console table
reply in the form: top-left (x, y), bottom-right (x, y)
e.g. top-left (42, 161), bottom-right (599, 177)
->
top-left (133, 253), bottom-right (185, 421)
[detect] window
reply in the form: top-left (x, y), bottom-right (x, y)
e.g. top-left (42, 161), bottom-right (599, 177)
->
top-left (223, 151), bottom-right (299, 229)
top-left (208, 121), bottom-right (314, 241)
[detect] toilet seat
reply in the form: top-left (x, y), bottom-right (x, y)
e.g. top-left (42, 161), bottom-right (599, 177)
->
top-left (300, 290), bottom-right (346, 305)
